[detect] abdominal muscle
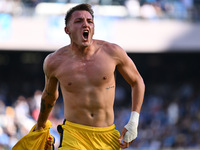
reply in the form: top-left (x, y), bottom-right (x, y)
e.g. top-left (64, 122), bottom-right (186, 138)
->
top-left (61, 86), bottom-right (115, 127)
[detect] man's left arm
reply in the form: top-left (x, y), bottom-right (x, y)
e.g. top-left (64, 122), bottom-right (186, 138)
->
top-left (115, 47), bottom-right (145, 149)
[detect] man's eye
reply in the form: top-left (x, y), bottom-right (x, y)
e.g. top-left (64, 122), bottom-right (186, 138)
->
top-left (75, 20), bottom-right (81, 23)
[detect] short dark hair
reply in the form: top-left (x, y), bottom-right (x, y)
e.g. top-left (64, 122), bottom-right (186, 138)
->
top-left (65, 3), bottom-right (94, 27)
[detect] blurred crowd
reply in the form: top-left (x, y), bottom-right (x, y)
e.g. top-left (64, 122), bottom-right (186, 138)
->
top-left (115, 83), bottom-right (200, 149)
top-left (0, 0), bottom-right (200, 21)
top-left (0, 82), bottom-right (200, 150)
top-left (0, 89), bottom-right (64, 149)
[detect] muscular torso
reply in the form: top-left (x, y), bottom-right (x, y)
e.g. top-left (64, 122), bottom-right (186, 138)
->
top-left (51, 40), bottom-right (118, 127)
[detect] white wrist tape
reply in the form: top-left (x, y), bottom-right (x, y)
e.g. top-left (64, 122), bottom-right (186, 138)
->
top-left (124, 111), bottom-right (139, 143)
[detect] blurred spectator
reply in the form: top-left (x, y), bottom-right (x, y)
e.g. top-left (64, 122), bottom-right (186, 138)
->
top-left (14, 96), bottom-right (35, 137)
top-left (29, 90), bottom-right (42, 120)
top-left (125, 0), bottom-right (140, 18)
top-left (193, 0), bottom-right (200, 21)
top-left (0, 0), bottom-right (23, 15)
top-left (167, 101), bottom-right (179, 125)
top-left (140, 2), bottom-right (159, 19)
top-left (22, 0), bottom-right (40, 7)
top-left (0, 100), bottom-right (6, 114)
top-left (14, 96), bottom-right (30, 121)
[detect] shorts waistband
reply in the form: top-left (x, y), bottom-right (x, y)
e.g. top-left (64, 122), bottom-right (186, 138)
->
top-left (63, 120), bottom-right (116, 132)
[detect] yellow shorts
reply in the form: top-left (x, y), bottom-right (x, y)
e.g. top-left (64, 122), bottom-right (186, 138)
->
top-left (57, 120), bottom-right (121, 150)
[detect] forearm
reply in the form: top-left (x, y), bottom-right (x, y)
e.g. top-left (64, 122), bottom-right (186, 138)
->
top-left (37, 99), bottom-right (54, 129)
top-left (36, 91), bottom-right (57, 129)
top-left (121, 78), bottom-right (144, 144)
top-left (131, 77), bottom-right (145, 113)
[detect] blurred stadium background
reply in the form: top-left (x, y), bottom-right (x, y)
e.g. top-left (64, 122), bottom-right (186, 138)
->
top-left (0, 0), bottom-right (200, 150)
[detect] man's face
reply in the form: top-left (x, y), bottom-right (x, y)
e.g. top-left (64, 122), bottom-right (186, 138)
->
top-left (66, 10), bottom-right (94, 48)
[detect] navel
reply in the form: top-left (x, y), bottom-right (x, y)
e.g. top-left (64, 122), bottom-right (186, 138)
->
top-left (91, 113), bottom-right (94, 117)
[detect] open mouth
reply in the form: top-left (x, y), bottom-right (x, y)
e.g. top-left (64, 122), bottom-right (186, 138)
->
top-left (83, 30), bottom-right (89, 41)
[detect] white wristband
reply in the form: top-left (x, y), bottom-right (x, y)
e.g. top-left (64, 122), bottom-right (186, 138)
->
top-left (124, 111), bottom-right (139, 143)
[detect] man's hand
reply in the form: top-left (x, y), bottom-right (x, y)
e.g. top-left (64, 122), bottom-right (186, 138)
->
top-left (118, 111), bottom-right (139, 149)
top-left (118, 128), bottom-right (135, 149)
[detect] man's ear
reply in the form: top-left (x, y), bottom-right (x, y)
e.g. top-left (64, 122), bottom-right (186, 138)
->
top-left (64, 26), bottom-right (70, 34)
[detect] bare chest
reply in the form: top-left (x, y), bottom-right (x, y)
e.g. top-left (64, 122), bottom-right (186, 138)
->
top-left (55, 54), bottom-right (116, 90)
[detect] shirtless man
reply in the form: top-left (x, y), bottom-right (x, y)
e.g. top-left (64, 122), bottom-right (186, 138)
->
top-left (35, 3), bottom-right (145, 149)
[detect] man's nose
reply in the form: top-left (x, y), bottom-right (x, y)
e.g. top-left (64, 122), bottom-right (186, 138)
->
top-left (82, 20), bottom-right (89, 27)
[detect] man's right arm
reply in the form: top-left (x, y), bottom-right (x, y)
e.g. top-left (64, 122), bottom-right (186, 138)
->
top-left (35, 55), bottom-right (59, 130)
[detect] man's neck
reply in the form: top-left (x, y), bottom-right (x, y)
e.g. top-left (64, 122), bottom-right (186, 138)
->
top-left (70, 41), bottom-right (96, 59)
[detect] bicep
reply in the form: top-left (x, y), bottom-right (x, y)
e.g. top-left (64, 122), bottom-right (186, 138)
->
top-left (108, 43), bottom-right (142, 86)
top-left (42, 55), bottom-right (59, 101)
top-left (116, 53), bottom-right (141, 87)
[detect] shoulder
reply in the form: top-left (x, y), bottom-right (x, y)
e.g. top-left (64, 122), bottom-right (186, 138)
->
top-left (43, 46), bottom-right (69, 76)
top-left (96, 40), bottom-right (128, 64)
top-left (95, 40), bottom-right (125, 54)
